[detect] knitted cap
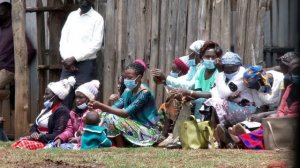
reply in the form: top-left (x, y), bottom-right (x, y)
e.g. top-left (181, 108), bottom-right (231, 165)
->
top-left (48, 76), bottom-right (76, 100)
top-left (173, 57), bottom-right (189, 75)
top-left (75, 80), bottom-right (100, 100)
top-left (189, 40), bottom-right (205, 54)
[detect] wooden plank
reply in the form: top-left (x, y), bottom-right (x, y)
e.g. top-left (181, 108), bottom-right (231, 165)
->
top-left (277, 0), bottom-right (288, 47)
top-left (263, 10), bottom-right (271, 47)
top-left (197, 0), bottom-right (212, 41)
top-left (165, 0), bottom-right (179, 74)
top-left (186, 0), bottom-right (198, 52)
top-left (156, 0), bottom-right (169, 105)
top-left (211, 0), bottom-right (222, 44)
top-left (244, 0), bottom-right (258, 65)
top-left (48, 0), bottom-right (66, 82)
top-left (220, 0), bottom-right (231, 51)
top-left (143, 0), bottom-right (152, 85)
top-left (271, 0), bottom-right (278, 46)
top-left (36, 0), bottom-right (46, 122)
top-left (231, 11), bottom-right (237, 51)
top-left (289, 0), bottom-right (297, 48)
top-left (255, 0), bottom-right (268, 65)
top-left (126, 0), bottom-right (137, 65)
top-left (12, 0), bottom-right (29, 138)
top-left (95, 0), bottom-right (107, 101)
top-left (135, 0), bottom-right (146, 60)
top-left (102, 0), bottom-right (116, 103)
top-left (174, 0), bottom-right (188, 57)
top-left (115, 0), bottom-right (128, 93)
top-left (149, 0), bottom-right (159, 100)
top-left (235, 0), bottom-right (249, 64)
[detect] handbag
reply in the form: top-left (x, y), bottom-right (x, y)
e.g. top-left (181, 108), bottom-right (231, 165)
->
top-left (179, 115), bottom-right (214, 149)
top-left (263, 117), bottom-right (297, 150)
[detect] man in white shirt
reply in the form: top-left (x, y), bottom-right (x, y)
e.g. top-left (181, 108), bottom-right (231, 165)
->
top-left (59, 0), bottom-right (104, 109)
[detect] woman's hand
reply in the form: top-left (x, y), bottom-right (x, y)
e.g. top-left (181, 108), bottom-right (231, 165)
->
top-left (88, 100), bottom-right (102, 110)
top-left (109, 94), bottom-right (119, 102)
top-left (75, 130), bottom-right (83, 137)
top-left (228, 91), bottom-right (240, 100)
top-left (68, 137), bottom-right (78, 143)
top-left (170, 88), bottom-right (191, 97)
top-left (215, 58), bottom-right (223, 72)
top-left (30, 132), bottom-right (40, 140)
top-left (151, 69), bottom-right (166, 84)
top-left (54, 138), bottom-right (62, 147)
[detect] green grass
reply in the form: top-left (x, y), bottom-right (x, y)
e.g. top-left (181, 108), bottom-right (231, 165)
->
top-left (0, 141), bottom-right (293, 168)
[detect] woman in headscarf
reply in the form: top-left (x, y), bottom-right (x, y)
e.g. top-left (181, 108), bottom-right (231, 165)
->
top-left (11, 77), bottom-right (75, 150)
top-left (228, 58), bottom-right (300, 149)
top-left (169, 41), bottom-right (223, 119)
top-left (243, 65), bottom-right (284, 112)
top-left (205, 52), bottom-right (256, 126)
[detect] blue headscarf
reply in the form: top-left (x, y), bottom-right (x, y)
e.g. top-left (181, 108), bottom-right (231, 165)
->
top-left (221, 52), bottom-right (242, 65)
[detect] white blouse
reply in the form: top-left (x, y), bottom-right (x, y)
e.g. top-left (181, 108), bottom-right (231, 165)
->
top-left (35, 108), bottom-right (53, 134)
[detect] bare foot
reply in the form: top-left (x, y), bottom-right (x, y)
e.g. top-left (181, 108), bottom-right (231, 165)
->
top-left (228, 127), bottom-right (240, 143)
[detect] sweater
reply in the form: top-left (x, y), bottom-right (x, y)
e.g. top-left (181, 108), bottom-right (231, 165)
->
top-left (80, 125), bottom-right (112, 149)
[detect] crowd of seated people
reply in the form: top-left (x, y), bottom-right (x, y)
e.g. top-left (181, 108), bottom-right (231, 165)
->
top-left (7, 39), bottom-right (299, 151)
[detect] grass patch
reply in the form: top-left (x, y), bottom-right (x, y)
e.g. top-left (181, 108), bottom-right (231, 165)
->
top-left (0, 141), bottom-right (293, 168)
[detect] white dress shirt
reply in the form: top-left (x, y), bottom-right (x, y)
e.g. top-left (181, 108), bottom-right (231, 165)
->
top-left (59, 8), bottom-right (104, 62)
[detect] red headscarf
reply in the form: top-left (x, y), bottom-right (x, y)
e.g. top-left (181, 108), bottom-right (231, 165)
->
top-left (173, 58), bottom-right (189, 75)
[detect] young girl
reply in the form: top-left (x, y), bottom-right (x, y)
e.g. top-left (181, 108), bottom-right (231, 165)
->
top-left (89, 61), bottom-right (160, 147)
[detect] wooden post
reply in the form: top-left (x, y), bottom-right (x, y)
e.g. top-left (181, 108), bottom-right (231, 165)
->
top-left (11, 0), bottom-right (29, 138)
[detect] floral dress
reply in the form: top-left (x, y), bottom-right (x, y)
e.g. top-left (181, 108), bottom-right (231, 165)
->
top-left (100, 84), bottom-right (160, 146)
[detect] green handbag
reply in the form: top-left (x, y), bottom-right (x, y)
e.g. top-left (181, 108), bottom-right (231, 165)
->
top-left (179, 115), bottom-right (214, 149)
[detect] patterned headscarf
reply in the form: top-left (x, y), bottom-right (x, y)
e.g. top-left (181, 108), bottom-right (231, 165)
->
top-left (243, 65), bottom-right (272, 94)
top-left (221, 52), bottom-right (242, 65)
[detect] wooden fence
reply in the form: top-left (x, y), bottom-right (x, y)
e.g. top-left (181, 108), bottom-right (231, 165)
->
top-left (95, 0), bottom-right (299, 105)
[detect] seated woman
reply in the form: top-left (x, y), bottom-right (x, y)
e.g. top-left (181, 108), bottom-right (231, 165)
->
top-left (170, 41), bottom-right (223, 120)
top-left (205, 52), bottom-right (256, 127)
top-left (151, 40), bottom-right (205, 89)
top-left (88, 61), bottom-right (160, 147)
top-left (157, 57), bottom-right (190, 143)
top-left (228, 58), bottom-right (300, 149)
top-left (11, 77), bottom-right (75, 150)
top-left (244, 65), bottom-right (284, 112)
top-left (164, 41), bottom-right (222, 149)
top-left (53, 80), bottom-right (101, 149)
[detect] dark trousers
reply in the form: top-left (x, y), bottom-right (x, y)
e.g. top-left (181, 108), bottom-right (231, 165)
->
top-left (60, 59), bottom-right (97, 109)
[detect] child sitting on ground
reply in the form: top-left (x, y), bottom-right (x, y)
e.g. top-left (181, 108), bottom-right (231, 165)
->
top-left (80, 111), bottom-right (112, 149)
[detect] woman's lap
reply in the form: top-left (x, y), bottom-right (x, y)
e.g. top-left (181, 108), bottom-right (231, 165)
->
top-left (100, 113), bottom-right (160, 146)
